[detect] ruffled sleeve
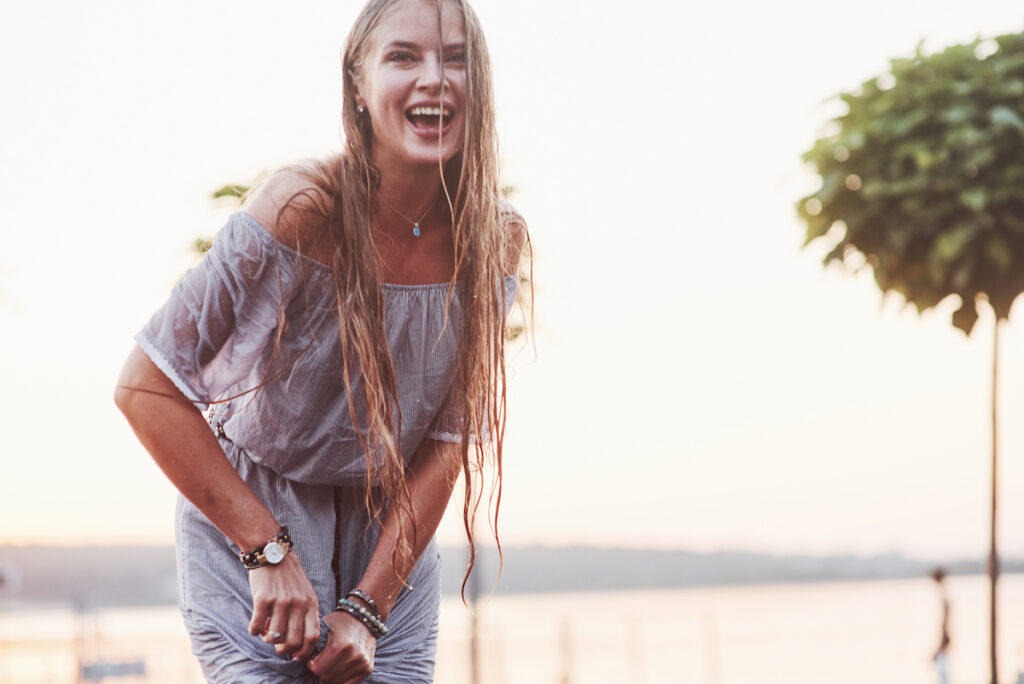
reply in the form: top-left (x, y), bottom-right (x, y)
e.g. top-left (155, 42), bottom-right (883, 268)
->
top-left (133, 212), bottom-right (298, 409)
top-left (425, 198), bottom-right (524, 444)
top-left (423, 386), bottom-right (467, 444)
top-left (424, 275), bottom-right (520, 444)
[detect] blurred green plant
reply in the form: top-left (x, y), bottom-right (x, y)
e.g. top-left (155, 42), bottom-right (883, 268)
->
top-left (212, 184), bottom-right (250, 201)
top-left (797, 31), bottom-right (1024, 684)
top-left (191, 184), bottom-right (253, 256)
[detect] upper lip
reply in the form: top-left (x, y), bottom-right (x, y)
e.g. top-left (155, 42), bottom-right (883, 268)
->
top-left (405, 101), bottom-right (455, 116)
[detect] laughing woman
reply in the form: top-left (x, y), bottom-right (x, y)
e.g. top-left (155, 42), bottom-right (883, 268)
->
top-left (113, 1), bottom-right (527, 681)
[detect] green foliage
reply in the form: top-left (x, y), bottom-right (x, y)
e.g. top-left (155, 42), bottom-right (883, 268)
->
top-left (191, 237), bottom-right (214, 255)
top-left (798, 31), bottom-right (1024, 334)
top-left (212, 184), bottom-right (250, 200)
top-left (192, 184), bottom-right (254, 256)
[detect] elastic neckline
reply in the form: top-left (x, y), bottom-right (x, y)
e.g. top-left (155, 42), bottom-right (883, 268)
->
top-left (235, 211), bottom-right (515, 291)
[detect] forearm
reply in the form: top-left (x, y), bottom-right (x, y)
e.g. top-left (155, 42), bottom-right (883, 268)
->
top-left (351, 438), bottom-right (463, 620)
top-left (114, 345), bottom-right (279, 551)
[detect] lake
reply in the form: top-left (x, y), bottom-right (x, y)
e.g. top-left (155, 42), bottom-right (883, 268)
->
top-left (2, 574), bottom-right (1022, 683)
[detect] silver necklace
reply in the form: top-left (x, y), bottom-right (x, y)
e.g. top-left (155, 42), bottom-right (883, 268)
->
top-left (378, 193), bottom-right (438, 238)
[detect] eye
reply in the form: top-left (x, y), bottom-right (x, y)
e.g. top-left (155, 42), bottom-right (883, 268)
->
top-left (387, 51), bottom-right (415, 63)
top-left (445, 52), bottom-right (466, 65)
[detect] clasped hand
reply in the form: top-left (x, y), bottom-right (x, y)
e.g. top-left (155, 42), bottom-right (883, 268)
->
top-left (248, 557), bottom-right (376, 683)
top-left (307, 610), bottom-right (377, 683)
top-left (247, 554), bottom-right (320, 660)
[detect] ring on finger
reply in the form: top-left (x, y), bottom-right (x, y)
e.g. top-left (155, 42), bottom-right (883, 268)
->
top-left (271, 631), bottom-right (284, 642)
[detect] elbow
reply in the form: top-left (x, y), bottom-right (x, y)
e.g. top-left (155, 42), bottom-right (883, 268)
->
top-left (113, 382), bottom-right (133, 415)
top-left (113, 376), bottom-right (145, 422)
top-left (114, 345), bottom-right (196, 421)
top-left (113, 345), bottom-right (152, 419)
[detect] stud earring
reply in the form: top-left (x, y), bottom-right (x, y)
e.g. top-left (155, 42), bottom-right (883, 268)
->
top-left (357, 105), bottom-right (366, 114)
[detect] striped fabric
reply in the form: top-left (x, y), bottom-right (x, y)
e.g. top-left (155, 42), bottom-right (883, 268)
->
top-left (134, 210), bottom-right (518, 682)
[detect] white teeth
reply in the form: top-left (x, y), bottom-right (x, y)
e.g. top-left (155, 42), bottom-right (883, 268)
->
top-left (408, 106), bottom-right (451, 117)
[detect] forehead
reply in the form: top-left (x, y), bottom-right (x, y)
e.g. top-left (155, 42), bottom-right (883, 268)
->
top-left (370, 0), bottom-right (466, 51)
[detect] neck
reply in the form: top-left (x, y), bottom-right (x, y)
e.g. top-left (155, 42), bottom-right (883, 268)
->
top-left (372, 159), bottom-right (452, 241)
top-left (375, 156), bottom-right (447, 216)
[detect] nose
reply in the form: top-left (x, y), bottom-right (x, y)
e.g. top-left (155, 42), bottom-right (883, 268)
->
top-left (416, 53), bottom-right (446, 92)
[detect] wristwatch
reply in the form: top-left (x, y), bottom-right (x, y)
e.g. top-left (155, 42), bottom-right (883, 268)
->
top-left (239, 527), bottom-right (293, 570)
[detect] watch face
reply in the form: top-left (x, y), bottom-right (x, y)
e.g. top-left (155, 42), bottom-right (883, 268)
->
top-left (264, 541), bottom-right (284, 564)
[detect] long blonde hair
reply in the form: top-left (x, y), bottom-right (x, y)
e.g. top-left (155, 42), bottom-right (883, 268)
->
top-left (274, 0), bottom-right (519, 596)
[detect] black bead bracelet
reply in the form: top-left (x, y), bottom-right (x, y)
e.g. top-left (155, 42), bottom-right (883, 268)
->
top-left (336, 598), bottom-right (388, 638)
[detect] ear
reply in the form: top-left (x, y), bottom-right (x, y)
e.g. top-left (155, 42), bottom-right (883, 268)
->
top-left (349, 68), bottom-right (367, 108)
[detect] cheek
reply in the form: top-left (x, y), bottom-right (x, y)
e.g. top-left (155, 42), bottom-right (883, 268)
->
top-left (445, 80), bottom-right (468, 123)
top-left (447, 74), bottom-right (467, 99)
top-left (363, 72), bottom-right (406, 111)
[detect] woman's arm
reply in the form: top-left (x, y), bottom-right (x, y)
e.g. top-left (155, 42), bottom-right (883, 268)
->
top-left (114, 346), bottom-right (282, 549)
top-left (114, 170), bottom-right (333, 661)
top-left (115, 345), bottom-right (321, 658)
top-left (307, 437), bottom-right (462, 682)
top-left (356, 437), bottom-right (463, 619)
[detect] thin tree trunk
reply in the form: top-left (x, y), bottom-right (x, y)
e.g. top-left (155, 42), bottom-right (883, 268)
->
top-left (469, 537), bottom-right (481, 684)
top-left (990, 317), bottom-right (1000, 684)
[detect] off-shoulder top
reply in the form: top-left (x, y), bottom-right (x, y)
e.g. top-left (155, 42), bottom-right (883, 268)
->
top-left (135, 210), bottom-right (519, 487)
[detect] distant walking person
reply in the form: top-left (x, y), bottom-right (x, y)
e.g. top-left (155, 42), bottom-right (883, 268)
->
top-left (931, 568), bottom-right (951, 684)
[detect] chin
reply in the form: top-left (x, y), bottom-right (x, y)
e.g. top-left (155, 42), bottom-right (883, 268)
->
top-left (403, 144), bottom-right (464, 168)
top-left (374, 130), bottom-right (464, 172)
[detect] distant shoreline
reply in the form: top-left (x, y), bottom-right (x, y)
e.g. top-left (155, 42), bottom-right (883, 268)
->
top-left (1, 545), bottom-right (1020, 610)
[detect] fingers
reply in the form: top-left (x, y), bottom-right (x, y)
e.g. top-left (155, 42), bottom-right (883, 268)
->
top-left (337, 655), bottom-right (374, 684)
top-left (275, 609), bottom-right (306, 656)
top-left (338, 668), bottom-right (373, 684)
top-left (307, 614), bottom-right (374, 683)
top-left (248, 598), bottom-right (272, 637)
top-left (270, 598), bottom-right (319, 658)
top-left (292, 609), bottom-right (321, 661)
top-left (312, 652), bottom-right (372, 683)
top-left (266, 609), bottom-right (292, 651)
top-left (307, 645), bottom-right (332, 679)
top-left (247, 557), bottom-right (321, 658)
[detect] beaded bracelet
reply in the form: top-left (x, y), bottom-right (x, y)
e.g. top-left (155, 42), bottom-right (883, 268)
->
top-left (346, 589), bottom-right (383, 621)
top-left (336, 598), bottom-right (389, 638)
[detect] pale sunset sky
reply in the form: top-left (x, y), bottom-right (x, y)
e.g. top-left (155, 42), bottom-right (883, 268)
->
top-left (2, 0), bottom-right (1023, 561)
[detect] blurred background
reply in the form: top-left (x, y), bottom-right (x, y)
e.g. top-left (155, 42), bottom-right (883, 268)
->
top-left (2, 0), bottom-right (1024, 682)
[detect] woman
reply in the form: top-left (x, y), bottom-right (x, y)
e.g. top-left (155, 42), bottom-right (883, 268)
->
top-left (114, 0), bottom-right (527, 681)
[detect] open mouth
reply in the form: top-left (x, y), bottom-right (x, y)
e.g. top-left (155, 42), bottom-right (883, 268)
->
top-left (405, 105), bottom-right (454, 133)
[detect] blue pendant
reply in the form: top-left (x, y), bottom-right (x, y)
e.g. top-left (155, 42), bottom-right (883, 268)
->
top-left (413, 224), bottom-right (421, 237)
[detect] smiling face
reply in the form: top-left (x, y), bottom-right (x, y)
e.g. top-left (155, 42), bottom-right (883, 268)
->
top-left (353, 0), bottom-right (467, 173)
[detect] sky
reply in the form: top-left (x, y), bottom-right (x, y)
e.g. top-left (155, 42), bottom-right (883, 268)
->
top-left (2, 0), bottom-right (1024, 561)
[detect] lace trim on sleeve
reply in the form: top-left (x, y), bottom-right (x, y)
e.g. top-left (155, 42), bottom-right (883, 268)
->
top-left (134, 330), bottom-right (205, 407)
top-left (423, 430), bottom-right (463, 444)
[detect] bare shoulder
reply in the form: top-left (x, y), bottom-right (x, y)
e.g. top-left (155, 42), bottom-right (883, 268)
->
top-left (499, 199), bottom-right (529, 274)
top-left (242, 161), bottom-right (335, 249)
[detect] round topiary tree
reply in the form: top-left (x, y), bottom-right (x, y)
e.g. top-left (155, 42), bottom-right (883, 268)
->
top-left (797, 30), bottom-right (1024, 684)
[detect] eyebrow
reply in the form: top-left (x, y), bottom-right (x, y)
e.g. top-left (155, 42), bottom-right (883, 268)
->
top-left (382, 40), bottom-right (466, 52)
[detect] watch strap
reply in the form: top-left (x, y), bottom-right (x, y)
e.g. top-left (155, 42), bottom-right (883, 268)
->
top-left (239, 526), bottom-right (293, 570)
